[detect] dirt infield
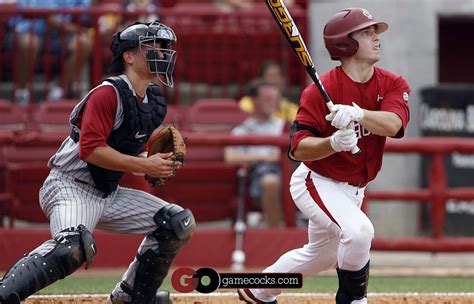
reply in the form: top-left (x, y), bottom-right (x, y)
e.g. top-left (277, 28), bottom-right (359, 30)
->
top-left (27, 293), bottom-right (474, 304)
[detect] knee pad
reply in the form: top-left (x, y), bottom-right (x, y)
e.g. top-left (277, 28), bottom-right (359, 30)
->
top-left (153, 204), bottom-right (196, 251)
top-left (335, 261), bottom-right (370, 304)
top-left (53, 224), bottom-right (97, 271)
top-left (0, 225), bottom-right (96, 302)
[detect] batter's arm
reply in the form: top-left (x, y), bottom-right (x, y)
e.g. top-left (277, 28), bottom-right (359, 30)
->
top-left (291, 137), bottom-right (335, 161)
top-left (358, 110), bottom-right (402, 137)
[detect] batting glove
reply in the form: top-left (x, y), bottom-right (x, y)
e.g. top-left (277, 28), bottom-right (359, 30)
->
top-left (329, 128), bottom-right (358, 152)
top-left (325, 102), bottom-right (364, 129)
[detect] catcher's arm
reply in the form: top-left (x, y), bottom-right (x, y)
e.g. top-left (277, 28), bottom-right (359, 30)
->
top-left (84, 146), bottom-right (175, 178)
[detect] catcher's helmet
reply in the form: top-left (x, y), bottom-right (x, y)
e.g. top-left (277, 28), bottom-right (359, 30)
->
top-left (323, 8), bottom-right (388, 60)
top-left (109, 20), bottom-right (177, 87)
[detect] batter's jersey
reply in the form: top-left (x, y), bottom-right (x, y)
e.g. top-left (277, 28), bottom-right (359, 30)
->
top-left (47, 74), bottom-right (147, 184)
top-left (290, 66), bottom-right (410, 185)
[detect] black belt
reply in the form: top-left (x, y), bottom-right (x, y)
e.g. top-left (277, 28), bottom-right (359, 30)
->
top-left (74, 178), bottom-right (92, 186)
top-left (348, 182), bottom-right (368, 188)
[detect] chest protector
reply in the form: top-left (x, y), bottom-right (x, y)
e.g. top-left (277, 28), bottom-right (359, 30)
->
top-left (88, 77), bottom-right (166, 195)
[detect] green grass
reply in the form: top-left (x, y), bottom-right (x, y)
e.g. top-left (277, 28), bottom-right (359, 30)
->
top-left (38, 275), bottom-right (474, 294)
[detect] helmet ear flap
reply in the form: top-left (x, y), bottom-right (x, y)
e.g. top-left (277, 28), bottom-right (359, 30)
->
top-left (328, 36), bottom-right (359, 60)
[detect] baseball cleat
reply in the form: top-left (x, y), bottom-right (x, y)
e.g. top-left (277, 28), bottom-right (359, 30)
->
top-left (0, 293), bottom-right (21, 304)
top-left (237, 288), bottom-right (278, 304)
top-left (153, 291), bottom-right (173, 304)
top-left (107, 290), bottom-right (173, 304)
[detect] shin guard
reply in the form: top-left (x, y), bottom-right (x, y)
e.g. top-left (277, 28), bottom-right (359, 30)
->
top-left (335, 261), bottom-right (370, 304)
top-left (0, 225), bottom-right (96, 302)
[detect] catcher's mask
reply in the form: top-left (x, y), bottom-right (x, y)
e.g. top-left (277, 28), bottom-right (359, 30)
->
top-left (110, 20), bottom-right (177, 87)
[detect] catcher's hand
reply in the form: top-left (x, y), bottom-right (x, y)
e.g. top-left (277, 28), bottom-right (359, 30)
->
top-left (146, 126), bottom-right (186, 186)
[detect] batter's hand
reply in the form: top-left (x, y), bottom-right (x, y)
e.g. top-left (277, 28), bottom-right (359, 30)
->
top-left (329, 128), bottom-right (358, 152)
top-left (325, 103), bottom-right (364, 129)
top-left (145, 152), bottom-right (179, 179)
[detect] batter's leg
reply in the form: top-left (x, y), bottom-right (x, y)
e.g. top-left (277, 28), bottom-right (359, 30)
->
top-left (249, 220), bottom-right (339, 302)
top-left (303, 172), bottom-right (373, 304)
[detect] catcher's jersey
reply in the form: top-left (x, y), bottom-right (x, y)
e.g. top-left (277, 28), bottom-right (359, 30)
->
top-left (290, 66), bottom-right (410, 185)
top-left (47, 74), bottom-right (147, 183)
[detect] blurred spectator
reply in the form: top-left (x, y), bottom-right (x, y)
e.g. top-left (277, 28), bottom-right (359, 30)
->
top-left (98, 0), bottom-right (160, 36)
top-left (225, 80), bottom-right (285, 228)
top-left (214, 0), bottom-right (295, 11)
top-left (126, 0), bottom-right (159, 23)
top-left (239, 60), bottom-right (298, 123)
top-left (8, 0), bottom-right (93, 103)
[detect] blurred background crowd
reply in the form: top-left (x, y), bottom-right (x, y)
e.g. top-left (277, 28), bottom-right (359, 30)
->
top-left (0, 0), bottom-right (473, 246)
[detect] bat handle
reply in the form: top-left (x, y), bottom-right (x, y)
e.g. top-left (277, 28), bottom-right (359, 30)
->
top-left (351, 145), bottom-right (362, 155)
top-left (327, 101), bottom-right (362, 156)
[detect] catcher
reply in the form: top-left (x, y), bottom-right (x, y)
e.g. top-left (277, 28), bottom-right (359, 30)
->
top-left (0, 21), bottom-right (194, 304)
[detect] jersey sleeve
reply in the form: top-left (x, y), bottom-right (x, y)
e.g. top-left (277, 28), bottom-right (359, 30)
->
top-left (290, 85), bottom-right (328, 154)
top-left (380, 75), bottom-right (411, 138)
top-left (79, 85), bottom-right (118, 160)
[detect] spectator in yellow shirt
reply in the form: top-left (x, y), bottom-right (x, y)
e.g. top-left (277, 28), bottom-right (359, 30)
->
top-left (239, 60), bottom-right (298, 122)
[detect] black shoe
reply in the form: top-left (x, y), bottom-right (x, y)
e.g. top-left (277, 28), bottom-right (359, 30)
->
top-left (153, 291), bottom-right (173, 304)
top-left (107, 291), bottom-right (172, 304)
top-left (237, 288), bottom-right (278, 304)
top-left (0, 293), bottom-right (21, 304)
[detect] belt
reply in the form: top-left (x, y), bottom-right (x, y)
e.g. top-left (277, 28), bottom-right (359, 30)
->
top-left (348, 182), bottom-right (368, 188)
top-left (74, 178), bottom-right (93, 186)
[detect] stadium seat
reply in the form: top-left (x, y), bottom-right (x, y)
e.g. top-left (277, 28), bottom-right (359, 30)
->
top-left (32, 99), bottom-right (78, 133)
top-left (0, 131), bottom-right (15, 192)
top-left (5, 162), bottom-right (50, 226)
top-left (184, 98), bottom-right (249, 132)
top-left (0, 138), bottom-right (60, 164)
top-left (163, 104), bottom-right (189, 129)
top-left (155, 161), bottom-right (239, 222)
top-left (0, 129), bottom-right (61, 226)
top-left (0, 99), bottom-right (28, 132)
top-left (0, 192), bottom-right (13, 227)
top-left (0, 132), bottom-right (61, 195)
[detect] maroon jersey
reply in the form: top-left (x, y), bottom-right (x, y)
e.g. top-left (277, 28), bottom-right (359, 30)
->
top-left (290, 66), bottom-right (410, 184)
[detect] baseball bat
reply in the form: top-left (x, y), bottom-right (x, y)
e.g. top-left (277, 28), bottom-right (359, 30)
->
top-left (265, 0), bottom-right (361, 155)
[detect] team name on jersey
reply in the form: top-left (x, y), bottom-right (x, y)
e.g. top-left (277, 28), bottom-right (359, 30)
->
top-left (354, 122), bottom-right (371, 139)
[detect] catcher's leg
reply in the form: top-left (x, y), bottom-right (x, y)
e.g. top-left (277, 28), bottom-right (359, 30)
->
top-left (335, 261), bottom-right (370, 304)
top-left (0, 225), bottom-right (96, 303)
top-left (109, 203), bottom-right (195, 304)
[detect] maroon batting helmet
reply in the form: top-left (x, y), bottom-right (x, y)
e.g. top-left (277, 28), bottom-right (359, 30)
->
top-left (323, 8), bottom-right (388, 60)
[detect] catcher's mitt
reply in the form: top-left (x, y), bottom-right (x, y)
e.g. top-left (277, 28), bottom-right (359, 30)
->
top-left (147, 126), bottom-right (186, 186)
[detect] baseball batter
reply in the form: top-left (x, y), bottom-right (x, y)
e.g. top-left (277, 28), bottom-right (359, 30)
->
top-left (0, 21), bottom-right (195, 304)
top-left (238, 8), bottom-right (410, 304)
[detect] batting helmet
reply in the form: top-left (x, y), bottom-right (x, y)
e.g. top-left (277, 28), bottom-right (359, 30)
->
top-left (109, 20), bottom-right (177, 87)
top-left (323, 8), bottom-right (388, 60)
